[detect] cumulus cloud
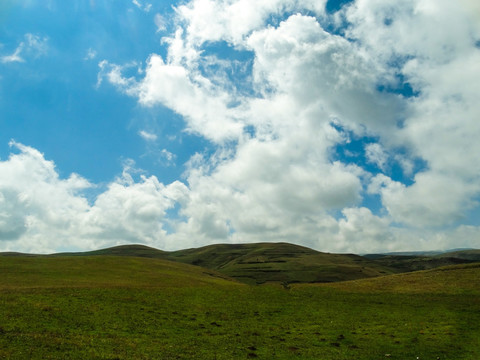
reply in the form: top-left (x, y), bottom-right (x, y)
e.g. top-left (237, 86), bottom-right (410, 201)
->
top-left (0, 142), bottom-right (188, 253)
top-left (137, 54), bottom-right (244, 142)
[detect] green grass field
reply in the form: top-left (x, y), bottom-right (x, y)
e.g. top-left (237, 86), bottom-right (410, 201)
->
top-left (1, 256), bottom-right (479, 359)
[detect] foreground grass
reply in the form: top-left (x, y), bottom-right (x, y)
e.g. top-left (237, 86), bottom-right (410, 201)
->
top-left (0, 257), bottom-right (479, 359)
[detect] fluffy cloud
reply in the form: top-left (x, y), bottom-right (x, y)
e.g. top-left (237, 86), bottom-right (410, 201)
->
top-left (346, 0), bottom-right (480, 227)
top-left (365, 143), bottom-right (388, 171)
top-left (137, 54), bottom-right (244, 142)
top-left (0, 142), bottom-right (187, 253)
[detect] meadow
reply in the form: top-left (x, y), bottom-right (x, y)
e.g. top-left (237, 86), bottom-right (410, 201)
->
top-left (0, 256), bottom-right (479, 359)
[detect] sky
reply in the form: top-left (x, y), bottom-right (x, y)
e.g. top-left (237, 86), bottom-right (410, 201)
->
top-left (1, 0), bottom-right (480, 254)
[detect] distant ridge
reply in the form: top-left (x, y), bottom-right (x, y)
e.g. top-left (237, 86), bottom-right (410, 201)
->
top-left (53, 244), bottom-right (167, 258)
top-left (2, 243), bottom-right (479, 285)
top-left (0, 251), bottom-right (37, 257)
top-left (364, 248), bottom-right (475, 258)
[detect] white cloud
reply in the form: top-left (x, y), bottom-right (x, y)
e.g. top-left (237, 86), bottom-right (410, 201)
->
top-left (365, 143), bottom-right (388, 171)
top-left (0, 142), bottom-right (91, 252)
top-left (160, 149), bottom-right (175, 164)
top-left (83, 172), bottom-right (187, 247)
top-left (1, 46), bottom-right (24, 63)
top-left (342, 0), bottom-right (480, 228)
top-left (369, 172), bottom-right (480, 228)
top-left (136, 54), bottom-right (244, 142)
top-left (154, 13), bottom-right (167, 32)
top-left (138, 130), bottom-right (158, 142)
top-left (132, 0), bottom-right (152, 12)
top-left (84, 48), bottom-right (97, 61)
top-left (96, 60), bottom-right (140, 93)
top-left (0, 142), bottom-right (188, 253)
top-left (1, 33), bottom-right (48, 64)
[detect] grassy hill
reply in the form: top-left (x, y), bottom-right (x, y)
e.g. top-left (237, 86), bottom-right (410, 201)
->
top-left (167, 242), bottom-right (396, 285)
top-left (53, 244), bottom-right (168, 259)
top-left (362, 253), bottom-right (477, 273)
top-left (316, 262), bottom-right (480, 294)
top-left (436, 249), bottom-right (480, 261)
top-left (16, 242), bottom-right (398, 285)
top-left (0, 255), bottom-right (238, 289)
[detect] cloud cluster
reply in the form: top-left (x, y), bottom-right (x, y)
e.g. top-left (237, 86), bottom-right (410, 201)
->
top-left (0, 142), bottom-right (186, 253)
top-left (3, 0), bottom-right (480, 253)
top-left (128, 0), bottom-right (479, 249)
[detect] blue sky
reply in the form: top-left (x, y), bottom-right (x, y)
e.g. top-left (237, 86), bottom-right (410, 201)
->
top-left (1, 0), bottom-right (480, 253)
top-left (1, 1), bottom-right (185, 183)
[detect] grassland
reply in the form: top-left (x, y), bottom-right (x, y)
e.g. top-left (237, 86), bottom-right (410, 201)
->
top-left (1, 254), bottom-right (479, 359)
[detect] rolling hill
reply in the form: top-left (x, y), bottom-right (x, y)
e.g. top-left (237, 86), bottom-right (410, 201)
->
top-left (0, 255), bottom-right (239, 289)
top-left (1, 243), bottom-right (479, 285)
top-left (319, 262), bottom-right (480, 294)
top-left (363, 249), bottom-right (480, 273)
top-left (50, 242), bottom-right (398, 285)
top-left (166, 242), bottom-right (396, 285)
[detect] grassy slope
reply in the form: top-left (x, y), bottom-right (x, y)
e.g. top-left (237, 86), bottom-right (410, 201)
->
top-left (436, 249), bottom-right (480, 261)
top-left (310, 262), bottom-right (480, 294)
top-left (117, 242), bottom-right (398, 285)
top-left (0, 256), bottom-right (239, 289)
top-left (363, 254), bottom-right (477, 273)
top-left (53, 244), bottom-right (168, 259)
top-left (0, 257), bottom-right (479, 359)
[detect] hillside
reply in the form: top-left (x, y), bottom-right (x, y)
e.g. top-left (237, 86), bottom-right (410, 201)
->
top-left (362, 254), bottom-right (477, 273)
top-left (54, 244), bottom-right (167, 259)
top-left (363, 248), bottom-right (480, 273)
top-left (436, 249), bottom-right (480, 261)
top-left (319, 262), bottom-right (480, 294)
top-left (0, 255), bottom-right (239, 289)
top-left (167, 242), bottom-right (396, 285)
